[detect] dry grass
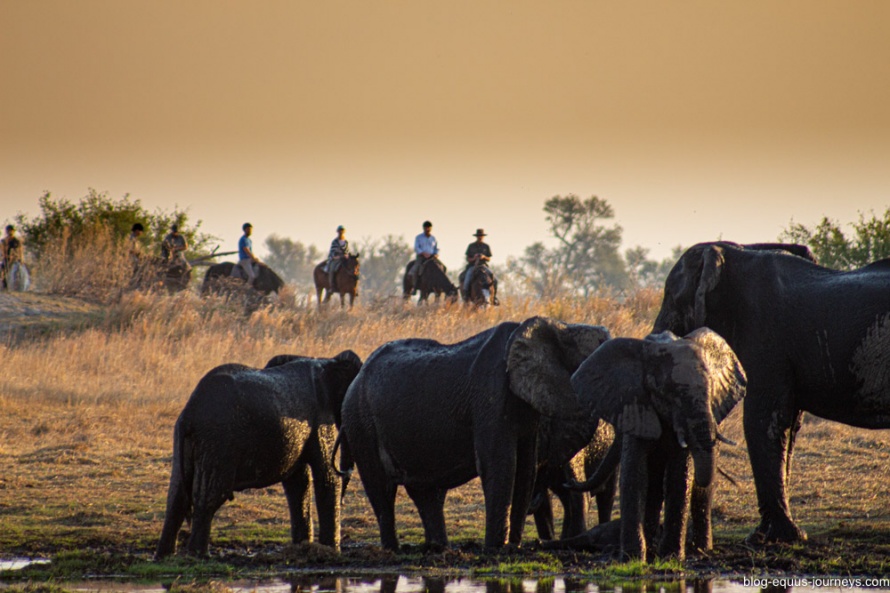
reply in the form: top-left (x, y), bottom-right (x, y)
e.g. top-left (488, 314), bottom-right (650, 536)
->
top-left (1, 287), bottom-right (889, 576)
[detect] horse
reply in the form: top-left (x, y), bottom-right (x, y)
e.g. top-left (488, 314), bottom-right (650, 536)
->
top-left (201, 261), bottom-right (285, 296)
top-left (460, 262), bottom-right (499, 307)
top-left (1, 261), bottom-right (31, 291)
top-left (402, 259), bottom-right (458, 304)
top-left (313, 254), bottom-right (360, 308)
top-left (130, 257), bottom-right (191, 293)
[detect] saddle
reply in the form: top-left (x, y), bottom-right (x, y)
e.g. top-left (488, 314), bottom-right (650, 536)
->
top-left (417, 258), bottom-right (446, 277)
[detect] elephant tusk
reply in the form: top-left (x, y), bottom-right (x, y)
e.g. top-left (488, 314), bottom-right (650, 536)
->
top-left (676, 432), bottom-right (688, 449)
top-left (716, 431), bottom-right (738, 447)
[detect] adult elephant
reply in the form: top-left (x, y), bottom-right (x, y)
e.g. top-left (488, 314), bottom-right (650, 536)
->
top-left (567, 329), bottom-right (746, 561)
top-left (313, 254), bottom-right (360, 308)
top-left (402, 260), bottom-right (458, 304)
top-left (154, 350), bottom-right (363, 558)
top-left (340, 317), bottom-right (610, 550)
top-left (653, 241), bottom-right (890, 544)
top-left (201, 261), bottom-right (285, 296)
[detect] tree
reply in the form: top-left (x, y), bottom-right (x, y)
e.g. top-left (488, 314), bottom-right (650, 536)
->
top-left (263, 234), bottom-right (322, 288)
top-left (15, 188), bottom-right (216, 258)
top-left (779, 209), bottom-right (890, 270)
top-left (510, 195), bottom-right (630, 297)
top-left (354, 235), bottom-right (414, 298)
top-left (625, 245), bottom-right (684, 290)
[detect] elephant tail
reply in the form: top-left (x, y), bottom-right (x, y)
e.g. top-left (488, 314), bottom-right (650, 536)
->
top-left (331, 432), bottom-right (354, 498)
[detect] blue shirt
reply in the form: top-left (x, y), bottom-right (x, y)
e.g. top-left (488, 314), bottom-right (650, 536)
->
top-left (414, 233), bottom-right (438, 257)
top-left (238, 235), bottom-right (253, 260)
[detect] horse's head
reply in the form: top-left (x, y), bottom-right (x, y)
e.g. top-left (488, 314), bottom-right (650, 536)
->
top-left (345, 253), bottom-right (360, 277)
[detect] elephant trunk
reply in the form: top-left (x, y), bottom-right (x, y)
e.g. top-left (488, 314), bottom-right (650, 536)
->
top-left (690, 442), bottom-right (716, 488)
top-left (565, 437), bottom-right (622, 493)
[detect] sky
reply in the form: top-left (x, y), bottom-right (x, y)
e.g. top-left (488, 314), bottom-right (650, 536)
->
top-left (2, 1), bottom-right (889, 270)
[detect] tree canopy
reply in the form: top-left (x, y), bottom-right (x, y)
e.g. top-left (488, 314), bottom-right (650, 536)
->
top-left (779, 209), bottom-right (890, 270)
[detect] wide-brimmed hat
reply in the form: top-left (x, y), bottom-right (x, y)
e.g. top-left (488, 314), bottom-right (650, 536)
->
top-left (473, 229), bottom-right (487, 237)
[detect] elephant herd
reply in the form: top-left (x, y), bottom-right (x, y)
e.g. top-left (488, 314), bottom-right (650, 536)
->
top-left (155, 241), bottom-right (890, 563)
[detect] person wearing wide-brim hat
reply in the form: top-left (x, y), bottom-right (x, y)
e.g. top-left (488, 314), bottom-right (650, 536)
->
top-left (327, 225), bottom-right (350, 290)
top-left (462, 228), bottom-right (492, 296)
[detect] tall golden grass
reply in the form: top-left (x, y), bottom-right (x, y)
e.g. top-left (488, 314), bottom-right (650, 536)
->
top-left (0, 288), bottom-right (662, 410)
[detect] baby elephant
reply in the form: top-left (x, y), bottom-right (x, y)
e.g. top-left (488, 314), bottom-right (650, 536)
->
top-left (569, 328), bottom-right (746, 562)
top-left (155, 350), bottom-right (362, 558)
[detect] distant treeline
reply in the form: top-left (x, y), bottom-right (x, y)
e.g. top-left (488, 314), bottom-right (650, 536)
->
top-left (12, 189), bottom-right (890, 299)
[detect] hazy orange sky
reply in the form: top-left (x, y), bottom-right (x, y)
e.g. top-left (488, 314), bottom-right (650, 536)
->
top-left (2, 1), bottom-right (889, 269)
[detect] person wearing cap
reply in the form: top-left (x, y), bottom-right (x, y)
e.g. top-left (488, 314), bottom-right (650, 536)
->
top-left (462, 228), bottom-right (492, 296)
top-left (1, 225), bottom-right (24, 289)
top-left (237, 222), bottom-right (260, 287)
top-left (409, 220), bottom-right (439, 292)
top-left (162, 223), bottom-right (190, 271)
top-left (326, 225), bottom-right (350, 290)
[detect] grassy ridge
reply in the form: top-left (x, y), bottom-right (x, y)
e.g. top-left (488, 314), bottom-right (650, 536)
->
top-left (1, 289), bottom-right (889, 579)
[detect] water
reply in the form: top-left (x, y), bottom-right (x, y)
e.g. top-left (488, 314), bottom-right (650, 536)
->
top-left (2, 575), bottom-right (886, 593)
top-left (0, 558), bottom-right (50, 571)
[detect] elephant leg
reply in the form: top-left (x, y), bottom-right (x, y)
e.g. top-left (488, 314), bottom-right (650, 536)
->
top-left (744, 393), bottom-right (807, 543)
top-left (786, 410), bottom-right (805, 481)
top-left (659, 450), bottom-right (691, 560)
top-left (186, 466), bottom-right (233, 557)
top-left (508, 435), bottom-right (537, 546)
top-left (532, 495), bottom-right (556, 541)
top-left (594, 470), bottom-right (618, 525)
top-left (155, 474), bottom-right (189, 558)
top-left (308, 428), bottom-right (342, 549)
top-left (689, 480), bottom-right (715, 552)
top-left (556, 488), bottom-right (588, 540)
top-left (618, 435), bottom-right (648, 561)
top-left (643, 450), bottom-right (667, 562)
top-left (477, 442), bottom-right (515, 548)
top-left (405, 485), bottom-right (449, 548)
top-left (353, 451), bottom-right (399, 550)
top-left (282, 464), bottom-right (313, 544)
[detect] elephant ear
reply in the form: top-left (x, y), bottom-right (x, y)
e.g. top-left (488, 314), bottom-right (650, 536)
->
top-left (694, 245), bottom-right (725, 328)
top-left (506, 317), bottom-right (606, 418)
top-left (685, 328), bottom-right (747, 424)
top-left (572, 338), bottom-right (663, 440)
top-left (319, 350), bottom-right (364, 425)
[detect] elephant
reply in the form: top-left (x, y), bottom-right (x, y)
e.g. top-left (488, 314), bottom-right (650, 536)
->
top-left (653, 241), bottom-right (890, 544)
top-left (154, 350), bottom-right (363, 558)
top-left (529, 419), bottom-right (616, 541)
top-left (339, 316), bottom-right (611, 550)
top-left (567, 328), bottom-right (746, 561)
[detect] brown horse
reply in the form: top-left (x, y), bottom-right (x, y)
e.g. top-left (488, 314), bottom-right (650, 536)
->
top-left (402, 259), bottom-right (458, 304)
top-left (131, 256), bottom-right (192, 293)
top-left (460, 262), bottom-right (499, 307)
top-left (314, 254), bottom-right (360, 308)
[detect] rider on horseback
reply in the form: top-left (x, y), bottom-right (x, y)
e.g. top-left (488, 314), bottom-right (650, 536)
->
top-left (162, 224), bottom-right (190, 273)
top-left (1, 225), bottom-right (24, 290)
top-left (326, 225), bottom-right (349, 291)
top-left (409, 220), bottom-right (439, 294)
top-left (237, 223), bottom-right (260, 287)
top-left (461, 228), bottom-right (492, 298)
